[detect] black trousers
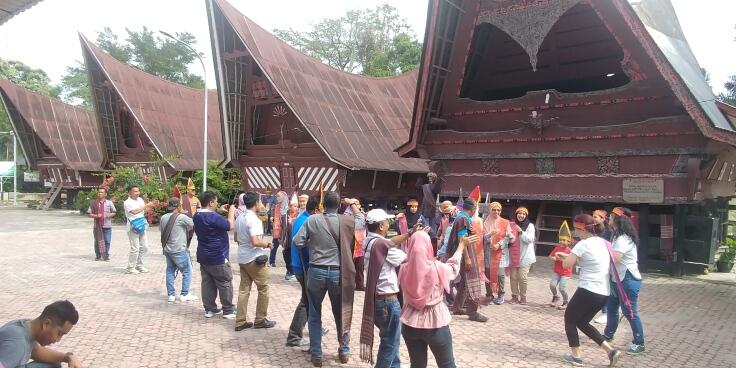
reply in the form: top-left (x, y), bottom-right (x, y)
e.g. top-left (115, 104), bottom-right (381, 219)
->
top-left (286, 273), bottom-right (308, 345)
top-left (564, 287), bottom-right (608, 347)
top-left (402, 324), bottom-right (456, 368)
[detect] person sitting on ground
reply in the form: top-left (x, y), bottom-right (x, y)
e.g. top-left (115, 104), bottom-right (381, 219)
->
top-left (160, 197), bottom-right (198, 303)
top-left (0, 300), bottom-right (82, 368)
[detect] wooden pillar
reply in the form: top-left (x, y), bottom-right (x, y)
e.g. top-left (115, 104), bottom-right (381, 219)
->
top-left (672, 204), bottom-right (686, 277)
top-left (638, 204), bottom-right (650, 273)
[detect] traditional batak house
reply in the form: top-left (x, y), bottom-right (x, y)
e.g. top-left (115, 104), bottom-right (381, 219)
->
top-left (0, 79), bottom-right (105, 209)
top-left (206, 0), bottom-right (428, 205)
top-left (79, 34), bottom-right (224, 181)
top-left (399, 0), bottom-right (736, 273)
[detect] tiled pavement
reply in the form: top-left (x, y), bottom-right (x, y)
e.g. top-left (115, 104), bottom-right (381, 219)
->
top-left (0, 208), bottom-right (734, 367)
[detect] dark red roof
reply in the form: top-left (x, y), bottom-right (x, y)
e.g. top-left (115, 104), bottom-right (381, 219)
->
top-left (211, 0), bottom-right (427, 173)
top-left (0, 78), bottom-right (104, 171)
top-left (80, 35), bottom-right (224, 171)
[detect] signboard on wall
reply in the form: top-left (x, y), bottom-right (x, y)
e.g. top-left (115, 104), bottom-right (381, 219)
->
top-left (623, 178), bottom-right (664, 203)
top-left (23, 171), bottom-right (39, 182)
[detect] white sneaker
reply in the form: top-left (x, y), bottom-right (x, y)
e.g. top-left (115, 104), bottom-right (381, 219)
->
top-left (136, 267), bottom-right (149, 273)
top-left (126, 268), bottom-right (140, 274)
top-left (222, 312), bottom-right (236, 320)
top-left (205, 310), bottom-right (222, 318)
top-left (167, 295), bottom-right (176, 303)
top-left (594, 313), bottom-right (607, 324)
top-left (180, 294), bottom-right (198, 302)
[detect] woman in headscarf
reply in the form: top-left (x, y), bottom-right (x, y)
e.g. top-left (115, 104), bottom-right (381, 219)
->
top-left (399, 231), bottom-right (477, 368)
top-left (392, 199), bottom-right (432, 250)
top-left (507, 207), bottom-right (536, 305)
top-left (483, 201), bottom-right (515, 305)
top-left (555, 214), bottom-right (621, 367)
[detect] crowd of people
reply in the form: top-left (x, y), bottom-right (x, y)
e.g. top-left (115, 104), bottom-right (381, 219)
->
top-left (0, 174), bottom-right (649, 368)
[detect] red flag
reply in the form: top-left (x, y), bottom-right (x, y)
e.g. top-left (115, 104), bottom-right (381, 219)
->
top-left (173, 186), bottom-right (181, 198)
top-left (468, 185), bottom-right (481, 203)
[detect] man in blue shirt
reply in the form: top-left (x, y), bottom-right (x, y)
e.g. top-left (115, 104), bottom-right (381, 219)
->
top-left (193, 191), bottom-right (237, 319)
top-left (286, 196), bottom-right (320, 348)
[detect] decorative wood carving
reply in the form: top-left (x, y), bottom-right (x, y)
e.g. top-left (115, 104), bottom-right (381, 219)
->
top-left (477, 0), bottom-right (583, 71)
top-left (597, 157), bottom-right (620, 175)
top-left (272, 104), bottom-right (288, 117)
top-left (481, 159), bottom-right (500, 174)
top-left (515, 111), bottom-right (559, 135)
top-left (536, 158), bottom-right (555, 174)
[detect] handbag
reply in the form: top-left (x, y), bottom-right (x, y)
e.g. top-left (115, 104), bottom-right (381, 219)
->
top-left (604, 240), bottom-right (635, 320)
top-left (130, 216), bottom-right (147, 234)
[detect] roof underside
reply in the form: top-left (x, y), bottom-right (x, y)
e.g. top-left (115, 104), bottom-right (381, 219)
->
top-left (0, 78), bottom-right (104, 171)
top-left (0, 0), bottom-right (42, 25)
top-left (80, 36), bottom-right (224, 171)
top-left (212, 0), bottom-right (428, 173)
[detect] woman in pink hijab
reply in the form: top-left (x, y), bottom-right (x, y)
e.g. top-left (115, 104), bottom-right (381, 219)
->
top-left (399, 231), bottom-right (476, 368)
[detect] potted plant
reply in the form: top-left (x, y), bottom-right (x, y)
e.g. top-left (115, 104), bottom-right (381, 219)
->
top-left (716, 237), bottom-right (736, 273)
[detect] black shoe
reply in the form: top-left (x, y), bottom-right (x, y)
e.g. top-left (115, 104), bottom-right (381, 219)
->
top-left (235, 322), bottom-right (253, 331)
top-left (469, 312), bottom-right (489, 322)
top-left (310, 357), bottom-right (322, 367)
top-left (95, 257), bottom-right (101, 261)
top-left (452, 308), bottom-right (467, 315)
top-left (253, 318), bottom-right (277, 329)
top-left (103, 256), bottom-right (110, 261)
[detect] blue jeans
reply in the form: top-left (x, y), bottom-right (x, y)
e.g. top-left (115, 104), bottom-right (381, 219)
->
top-left (166, 251), bottom-right (192, 297)
top-left (93, 227), bottom-right (112, 258)
top-left (306, 266), bottom-right (349, 358)
top-left (604, 271), bottom-right (645, 345)
top-left (374, 298), bottom-right (401, 368)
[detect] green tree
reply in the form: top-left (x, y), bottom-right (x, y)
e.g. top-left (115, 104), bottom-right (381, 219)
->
top-left (720, 75), bottom-right (736, 105)
top-left (60, 27), bottom-right (205, 107)
top-left (274, 4), bottom-right (422, 77)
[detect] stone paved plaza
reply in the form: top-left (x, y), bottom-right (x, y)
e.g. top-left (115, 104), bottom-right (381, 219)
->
top-left (0, 208), bottom-right (734, 367)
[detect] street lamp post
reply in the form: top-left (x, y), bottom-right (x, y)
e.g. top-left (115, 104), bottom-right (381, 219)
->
top-left (159, 30), bottom-right (208, 192)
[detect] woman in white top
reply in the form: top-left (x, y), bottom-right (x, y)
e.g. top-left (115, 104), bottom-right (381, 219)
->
top-left (603, 207), bottom-right (646, 354)
top-left (555, 214), bottom-right (621, 367)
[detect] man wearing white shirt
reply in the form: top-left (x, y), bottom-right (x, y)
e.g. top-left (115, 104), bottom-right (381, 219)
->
top-left (234, 192), bottom-right (276, 331)
top-left (360, 209), bottom-right (427, 367)
top-left (123, 186), bottom-right (158, 274)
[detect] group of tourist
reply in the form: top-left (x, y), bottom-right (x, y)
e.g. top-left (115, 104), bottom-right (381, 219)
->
top-left (1, 171), bottom-right (650, 368)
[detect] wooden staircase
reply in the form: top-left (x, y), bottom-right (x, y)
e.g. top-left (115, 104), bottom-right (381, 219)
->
top-left (39, 182), bottom-right (63, 211)
top-left (535, 202), bottom-right (576, 256)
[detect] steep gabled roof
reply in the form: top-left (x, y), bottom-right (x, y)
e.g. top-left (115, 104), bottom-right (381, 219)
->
top-left (79, 34), bottom-right (224, 171)
top-left (209, 0), bottom-right (428, 173)
top-left (0, 0), bottom-right (43, 25)
top-left (0, 78), bottom-right (104, 171)
top-left (400, 0), bottom-right (736, 156)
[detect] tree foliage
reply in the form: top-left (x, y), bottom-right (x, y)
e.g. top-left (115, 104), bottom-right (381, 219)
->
top-left (716, 25), bottom-right (736, 105)
top-left (60, 27), bottom-right (205, 107)
top-left (274, 4), bottom-right (422, 77)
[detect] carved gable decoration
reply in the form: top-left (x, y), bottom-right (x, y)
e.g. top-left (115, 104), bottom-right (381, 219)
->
top-left (481, 159), bottom-right (500, 174)
top-left (477, 0), bottom-right (583, 71)
top-left (536, 158), bottom-right (555, 174)
top-left (597, 157), bottom-right (620, 175)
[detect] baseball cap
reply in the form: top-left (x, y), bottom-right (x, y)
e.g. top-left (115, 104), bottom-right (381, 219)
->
top-left (366, 209), bottom-right (395, 224)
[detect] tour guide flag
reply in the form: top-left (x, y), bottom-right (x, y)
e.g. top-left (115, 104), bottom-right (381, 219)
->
top-left (468, 185), bottom-right (481, 203)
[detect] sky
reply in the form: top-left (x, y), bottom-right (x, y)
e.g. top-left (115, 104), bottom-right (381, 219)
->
top-left (0, 0), bottom-right (734, 95)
